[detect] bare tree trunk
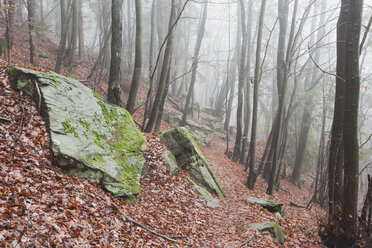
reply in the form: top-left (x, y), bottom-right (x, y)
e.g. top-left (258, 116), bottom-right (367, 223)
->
top-left (27, 0), bottom-right (37, 66)
top-left (66, 0), bottom-right (78, 70)
top-left (291, 2), bottom-right (321, 185)
top-left (232, 0), bottom-right (247, 162)
top-left (246, 0), bottom-right (267, 189)
top-left (142, 0), bottom-right (156, 124)
top-left (126, 0), bottom-right (143, 114)
top-left (155, 63), bottom-right (171, 132)
top-left (4, 0), bottom-right (16, 62)
top-left (341, 0), bottom-right (362, 242)
top-left (223, 49), bottom-right (238, 132)
top-left (55, 0), bottom-right (71, 73)
top-left (78, 0), bottom-right (84, 57)
top-left (145, 0), bottom-right (177, 133)
top-left (240, 0), bottom-right (253, 164)
top-left (181, 0), bottom-right (208, 126)
top-left (315, 81), bottom-right (327, 201)
top-left (107, 0), bottom-right (123, 106)
top-left (328, 0), bottom-right (348, 222)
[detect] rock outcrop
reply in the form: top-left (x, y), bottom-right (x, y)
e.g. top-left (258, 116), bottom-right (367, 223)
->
top-left (161, 151), bottom-right (180, 176)
top-left (9, 67), bottom-right (147, 200)
top-left (246, 197), bottom-right (284, 213)
top-left (160, 127), bottom-right (225, 198)
top-left (249, 222), bottom-right (285, 244)
top-left (162, 111), bottom-right (213, 146)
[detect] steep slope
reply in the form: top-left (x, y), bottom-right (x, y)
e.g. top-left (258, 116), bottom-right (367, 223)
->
top-left (0, 29), bottom-right (328, 247)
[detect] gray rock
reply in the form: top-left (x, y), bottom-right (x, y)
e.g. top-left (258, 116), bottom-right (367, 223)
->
top-left (9, 67), bottom-right (147, 200)
top-left (160, 127), bottom-right (225, 198)
top-left (189, 178), bottom-right (220, 208)
top-left (162, 111), bottom-right (213, 146)
top-left (246, 197), bottom-right (283, 213)
top-left (161, 151), bottom-right (180, 176)
top-left (249, 222), bottom-right (285, 244)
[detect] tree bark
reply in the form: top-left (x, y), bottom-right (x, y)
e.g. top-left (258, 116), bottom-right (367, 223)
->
top-left (328, 0), bottom-right (348, 222)
top-left (341, 0), bottom-right (362, 242)
top-left (181, 0), bottom-right (208, 126)
top-left (66, 0), bottom-right (78, 70)
top-left (78, 0), bottom-right (84, 57)
top-left (126, 0), bottom-right (143, 114)
top-left (107, 0), bottom-right (123, 106)
top-left (232, 0), bottom-right (247, 162)
top-left (55, 0), bottom-right (71, 73)
top-left (27, 0), bottom-right (37, 66)
top-left (246, 0), bottom-right (267, 189)
top-left (145, 0), bottom-right (177, 133)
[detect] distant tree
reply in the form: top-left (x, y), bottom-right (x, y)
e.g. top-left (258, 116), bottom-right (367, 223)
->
top-left (246, 0), bottom-right (267, 189)
top-left (77, 0), bottom-right (84, 57)
top-left (55, 0), bottom-right (71, 73)
top-left (65, 0), bottom-right (78, 70)
top-left (239, 0), bottom-right (253, 164)
top-left (126, 0), bottom-right (143, 114)
top-left (107, 0), bottom-right (123, 106)
top-left (232, 0), bottom-right (247, 162)
top-left (145, 0), bottom-right (177, 132)
top-left (3, 0), bottom-right (16, 62)
top-left (181, 0), bottom-right (208, 126)
top-left (291, 2), bottom-right (321, 185)
top-left (27, 0), bottom-right (37, 66)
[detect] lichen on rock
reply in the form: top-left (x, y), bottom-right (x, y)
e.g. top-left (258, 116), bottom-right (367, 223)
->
top-left (160, 127), bottom-right (225, 198)
top-left (8, 67), bottom-right (147, 200)
top-left (249, 222), bottom-right (285, 244)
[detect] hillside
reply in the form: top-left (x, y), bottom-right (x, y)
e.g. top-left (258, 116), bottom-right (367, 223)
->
top-left (0, 26), bottom-right (333, 248)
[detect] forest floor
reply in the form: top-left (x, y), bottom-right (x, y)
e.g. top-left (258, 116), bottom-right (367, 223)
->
top-left (0, 27), bottom-right (331, 247)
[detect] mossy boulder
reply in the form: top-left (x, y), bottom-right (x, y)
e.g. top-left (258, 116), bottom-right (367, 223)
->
top-left (161, 151), bottom-right (180, 176)
top-left (162, 111), bottom-right (213, 146)
top-left (160, 127), bottom-right (224, 198)
top-left (8, 67), bottom-right (147, 200)
top-left (246, 197), bottom-right (284, 213)
top-left (249, 222), bottom-right (285, 244)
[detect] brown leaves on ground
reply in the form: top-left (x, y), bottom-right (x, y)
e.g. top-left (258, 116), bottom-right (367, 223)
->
top-left (0, 27), bottom-right (327, 247)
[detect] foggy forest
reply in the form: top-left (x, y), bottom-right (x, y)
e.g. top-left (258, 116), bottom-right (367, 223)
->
top-left (0, 0), bottom-right (371, 247)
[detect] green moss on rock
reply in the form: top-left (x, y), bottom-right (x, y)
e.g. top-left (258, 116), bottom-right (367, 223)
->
top-left (249, 222), bottom-right (285, 244)
top-left (160, 127), bottom-right (225, 198)
top-left (8, 66), bottom-right (147, 200)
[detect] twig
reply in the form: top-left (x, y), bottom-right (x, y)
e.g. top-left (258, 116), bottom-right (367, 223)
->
top-left (133, 66), bottom-right (193, 114)
top-left (0, 116), bottom-right (11, 122)
top-left (308, 44), bottom-right (345, 82)
top-left (359, 162), bottom-right (372, 176)
top-left (25, 207), bottom-right (50, 243)
top-left (289, 201), bottom-right (308, 209)
top-left (111, 202), bottom-right (192, 246)
top-left (33, 80), bottom-right (41, 109)
top-left (278, 186), bottom-right (291, 195)
top-left (360, 132), bottom-right (372, 148)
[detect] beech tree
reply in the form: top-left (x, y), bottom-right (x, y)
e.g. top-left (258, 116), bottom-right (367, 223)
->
top-left (341, 0), bottom-right (362, 243)
top-left (145, 0), bottom-right (177, 132)
top-left (107, 0), bottom-right (123, 106)
top-left (181, 0), bottom-right (208, 126)
top-left (126, 0), bottom-right (143, 114)
top-left (27, 0), bottom-right (36, 66)
top-left (246, 0), bottom-right (267, 189)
